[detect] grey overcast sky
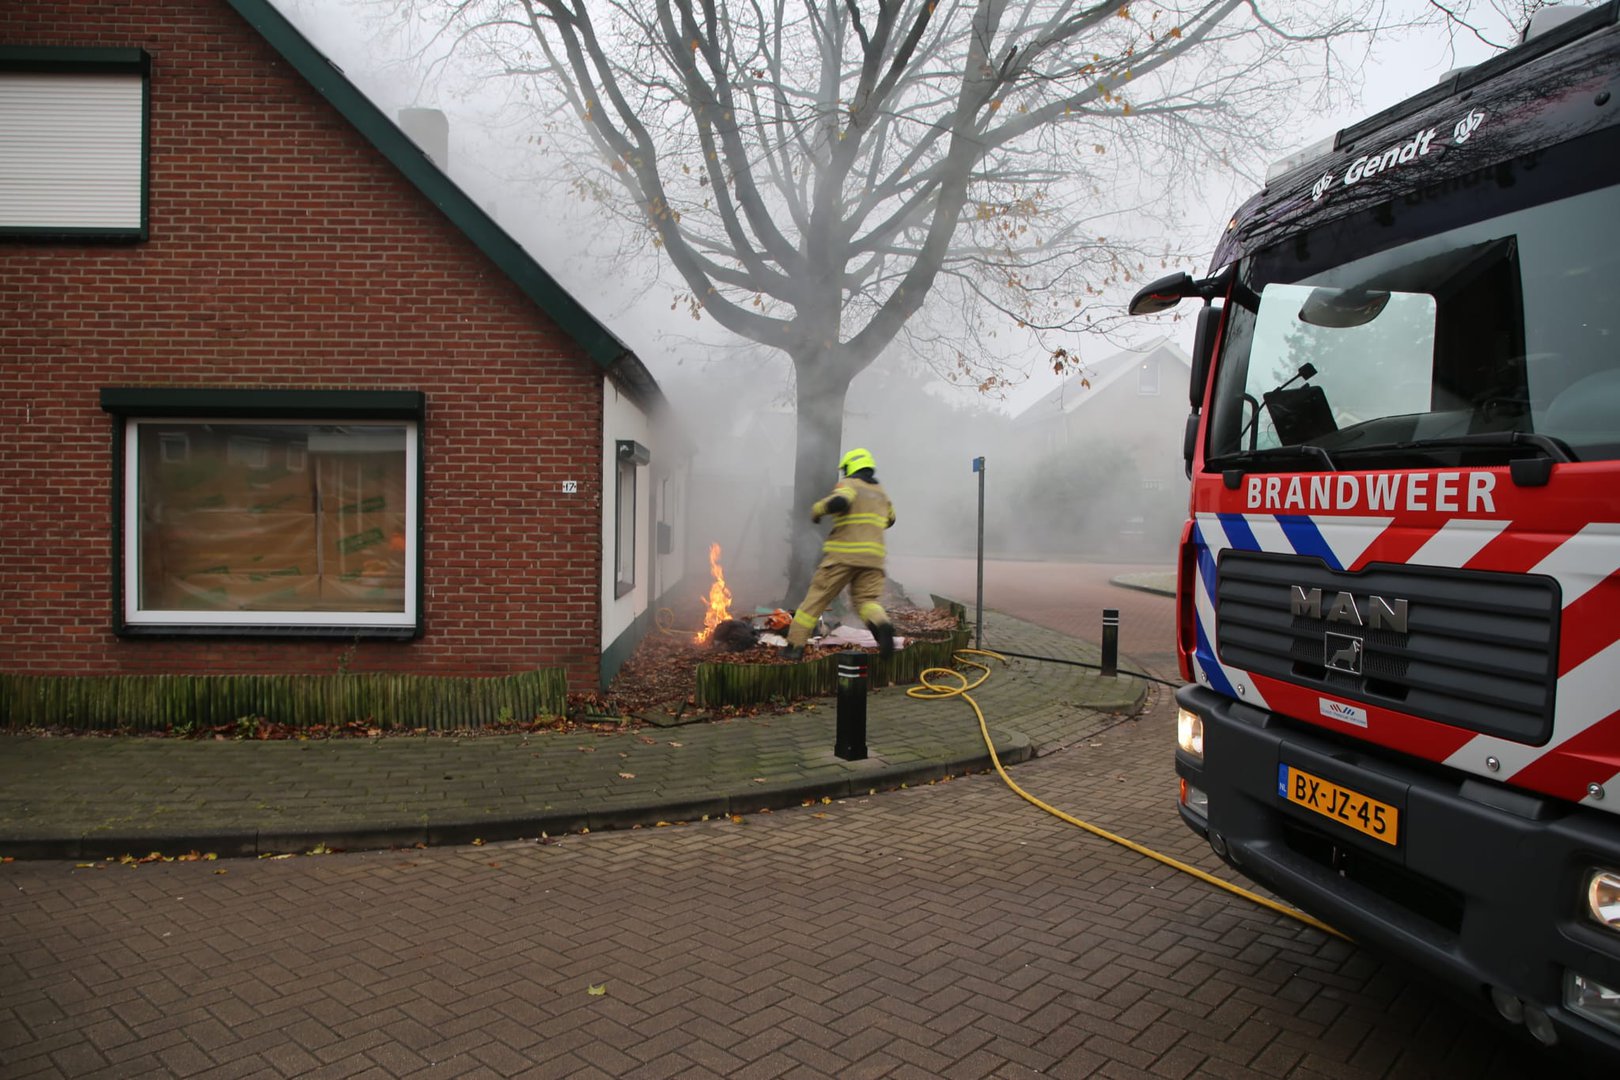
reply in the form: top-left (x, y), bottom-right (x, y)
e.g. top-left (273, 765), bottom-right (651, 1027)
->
top-left (270, 1), bottom-right (1573, 417)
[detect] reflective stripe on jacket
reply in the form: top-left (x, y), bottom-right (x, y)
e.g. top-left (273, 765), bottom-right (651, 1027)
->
top-left (811, 477), bottom-right (895, 568)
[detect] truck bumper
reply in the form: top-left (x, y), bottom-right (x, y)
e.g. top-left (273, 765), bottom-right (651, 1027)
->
top-left (1175, 683), bottom-right (1620, 1062)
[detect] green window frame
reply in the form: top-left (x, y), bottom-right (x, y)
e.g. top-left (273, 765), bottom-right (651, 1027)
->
top-left (0, 47), bottom-right (151, 239)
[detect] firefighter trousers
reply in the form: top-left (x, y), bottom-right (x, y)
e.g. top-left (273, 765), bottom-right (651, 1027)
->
top-left (786, 562), bottom-right (890, 647)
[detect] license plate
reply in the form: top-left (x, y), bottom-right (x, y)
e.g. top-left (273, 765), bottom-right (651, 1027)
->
top-left (1278, 764), bottom-right (1400, 846)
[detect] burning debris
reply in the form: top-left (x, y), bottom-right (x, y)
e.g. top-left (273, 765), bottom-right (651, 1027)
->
top-left (708, 618), bottom-right (758, 652)
top-left (605, 587), bottom-right (959, 719)
top-left (692, 545), bottom-right (792, 652)
top-left (596, 541), bottom-right (960, 719)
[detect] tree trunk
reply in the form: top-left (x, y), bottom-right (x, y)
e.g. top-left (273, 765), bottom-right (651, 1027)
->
top-left (782, 363), bottom-right (854, 607)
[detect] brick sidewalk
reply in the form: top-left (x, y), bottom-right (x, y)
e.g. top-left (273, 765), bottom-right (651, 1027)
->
top-left (0, 610), bottom-right (1144, 862)
top-left (0, 566), bottom-right (1583, 1077)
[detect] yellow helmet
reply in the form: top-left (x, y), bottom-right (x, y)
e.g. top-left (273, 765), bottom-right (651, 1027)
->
top-left (839, 447), bottom-right (876, 476)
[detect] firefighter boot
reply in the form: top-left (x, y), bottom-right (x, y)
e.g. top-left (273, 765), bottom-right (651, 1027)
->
top-left (782, 645), bottom-right (804, 662)
top-left (870, 621), bottom-right (895, 659)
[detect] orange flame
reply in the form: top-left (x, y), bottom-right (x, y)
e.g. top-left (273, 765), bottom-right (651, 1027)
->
top-left (694, 542), bottom-right (733, 644)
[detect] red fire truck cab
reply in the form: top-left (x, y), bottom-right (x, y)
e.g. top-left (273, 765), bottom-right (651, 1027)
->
top-left (1132, 3), bottom-right (1620, 1060)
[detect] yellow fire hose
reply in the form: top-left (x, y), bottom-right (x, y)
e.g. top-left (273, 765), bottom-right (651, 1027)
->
top-left (907, 648), bottom-right (1348, 942)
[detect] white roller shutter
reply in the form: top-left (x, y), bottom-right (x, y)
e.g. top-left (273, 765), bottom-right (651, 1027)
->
top-left (0, 71), bottom-right (144, 231)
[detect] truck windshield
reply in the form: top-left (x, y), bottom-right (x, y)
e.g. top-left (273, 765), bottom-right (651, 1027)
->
top-left (1207, 180), bottom-right (1620, 467)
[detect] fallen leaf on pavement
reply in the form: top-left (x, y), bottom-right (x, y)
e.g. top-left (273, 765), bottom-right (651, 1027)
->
top-left (618, 772), bottom-right (636, 779)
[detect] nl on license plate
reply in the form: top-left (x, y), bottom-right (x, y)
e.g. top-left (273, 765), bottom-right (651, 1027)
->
top-left (1278, 764), bottom-right (1400, 846)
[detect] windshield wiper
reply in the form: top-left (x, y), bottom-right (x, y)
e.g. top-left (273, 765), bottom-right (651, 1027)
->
top-left (1207, 443), bottom-right (1338, 473)
top-left (1386, 430), bottom-right (1577, 462)
top-left (1301, 429), bottom-right (1576, 487)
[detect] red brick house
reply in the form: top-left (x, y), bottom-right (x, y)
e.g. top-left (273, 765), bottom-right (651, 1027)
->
top-left (0, 0), bottom-right (690, 717)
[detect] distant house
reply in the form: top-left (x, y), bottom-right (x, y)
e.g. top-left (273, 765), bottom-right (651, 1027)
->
top-left (0, 0), bottom-right (689, 703)
top-left (1011, 338), bottom-right (1191, 553)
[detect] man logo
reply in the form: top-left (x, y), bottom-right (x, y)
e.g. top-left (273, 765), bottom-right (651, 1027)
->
top-left (1290, 586), bottom-right (1409, 633)
top-left (1325, 632), bottom-right (1364, 675)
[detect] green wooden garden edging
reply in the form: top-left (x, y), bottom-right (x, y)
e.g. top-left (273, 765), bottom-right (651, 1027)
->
top-left (694, 601), bottom-right (971, 709)
top-left (0, 669), bottom-right (568, 733)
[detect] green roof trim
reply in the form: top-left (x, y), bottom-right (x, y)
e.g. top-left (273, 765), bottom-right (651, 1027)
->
top-left (0, 46), bottom-right (151, 73)
top-left (100, 386), bottom-right (425, 419)
top-left (224, 0), bottom-right (662, 404)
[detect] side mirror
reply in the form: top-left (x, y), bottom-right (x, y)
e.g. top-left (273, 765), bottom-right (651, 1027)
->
top-left (1129, 267), bottom-right (1235, 316)
top-left (1128, 272), bottom-right (1197, 315)
top-left (1188, 305), bottom-right (1220, 410)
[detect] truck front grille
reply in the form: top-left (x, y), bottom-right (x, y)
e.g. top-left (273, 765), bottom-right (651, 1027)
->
top-left (1215, 550), bottom-right (1559, 744)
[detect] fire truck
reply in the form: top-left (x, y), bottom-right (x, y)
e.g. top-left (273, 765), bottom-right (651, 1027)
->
top-left (1129, 3), bottom-right (1620, 1059)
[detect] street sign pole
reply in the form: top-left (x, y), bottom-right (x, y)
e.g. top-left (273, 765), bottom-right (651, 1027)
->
top-left (973, 456), bottom-right (985, 649)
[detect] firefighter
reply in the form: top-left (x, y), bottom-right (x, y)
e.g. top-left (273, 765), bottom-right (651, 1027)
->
top-left (782, 447), bottom-right (896, 662)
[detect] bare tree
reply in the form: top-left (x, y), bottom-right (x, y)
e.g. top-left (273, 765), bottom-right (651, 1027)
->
top-left (1426, 0), bottom-right (1593, 51)
top-left (373, 0), bottom-right (1486, 595)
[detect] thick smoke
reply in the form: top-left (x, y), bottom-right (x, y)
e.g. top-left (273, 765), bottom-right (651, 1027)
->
top-left (662, 340), bottom-right (1189, 620)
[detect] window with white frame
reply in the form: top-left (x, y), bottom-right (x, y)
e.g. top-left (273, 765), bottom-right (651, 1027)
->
top-left (615, 440), bottom-right (650, 598)
top-left (102, 389), bottom-right (423, 634)
top-left (0, 47), bottom-right (149, 237)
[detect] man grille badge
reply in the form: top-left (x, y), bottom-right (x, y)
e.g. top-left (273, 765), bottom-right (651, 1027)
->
top-left (1325, 632), bottom-right (1364, 675)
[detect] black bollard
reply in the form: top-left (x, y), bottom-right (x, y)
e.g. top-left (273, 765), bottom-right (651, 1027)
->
top-left (1101, 608), bottom-right (1120, 678)
top-left (835, 651), bottom-right (869, 760)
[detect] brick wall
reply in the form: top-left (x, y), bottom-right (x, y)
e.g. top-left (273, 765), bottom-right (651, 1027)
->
top-left (0, 0), bottom-right (606, 690)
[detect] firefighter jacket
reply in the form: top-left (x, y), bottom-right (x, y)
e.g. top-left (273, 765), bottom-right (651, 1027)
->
top-left (810, 474), bottom-right (895, 569)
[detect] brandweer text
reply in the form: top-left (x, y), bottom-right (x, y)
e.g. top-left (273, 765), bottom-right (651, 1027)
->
top-left (1245, 471), bottom-right (1497, 514)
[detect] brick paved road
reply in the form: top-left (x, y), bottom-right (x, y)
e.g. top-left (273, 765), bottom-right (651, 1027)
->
top-left (0, 561), bottom-right (1581, 1078)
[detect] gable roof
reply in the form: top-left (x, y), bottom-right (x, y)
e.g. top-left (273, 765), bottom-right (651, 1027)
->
top-left (1013, 338), bottom-right (1191, 423)
top-left (226, 0), bottom-right (661, 406)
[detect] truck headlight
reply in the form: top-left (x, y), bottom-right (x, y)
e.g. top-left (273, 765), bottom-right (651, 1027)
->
top-left (1588, 870), bottom-right (1620, 932)
top-left (1177, 708), bottom-right (1204, 760)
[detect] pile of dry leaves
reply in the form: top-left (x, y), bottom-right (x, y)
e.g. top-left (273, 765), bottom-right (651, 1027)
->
top-left (596, 599), bottom-right (961, 720)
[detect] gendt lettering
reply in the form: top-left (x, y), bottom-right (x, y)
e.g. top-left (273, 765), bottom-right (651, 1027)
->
top-left (1290, 586), bottom-right (1410, 633)
top-left (1345, 127), bottom-right (1437, 186)
top-left (1246, 471), bottom-right (1495, 514)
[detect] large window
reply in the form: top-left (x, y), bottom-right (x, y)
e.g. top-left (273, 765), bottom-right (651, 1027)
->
top-left (104, 390), bottom-right (423, 634)
top-left (0, 47), bottom-right (149, 238)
